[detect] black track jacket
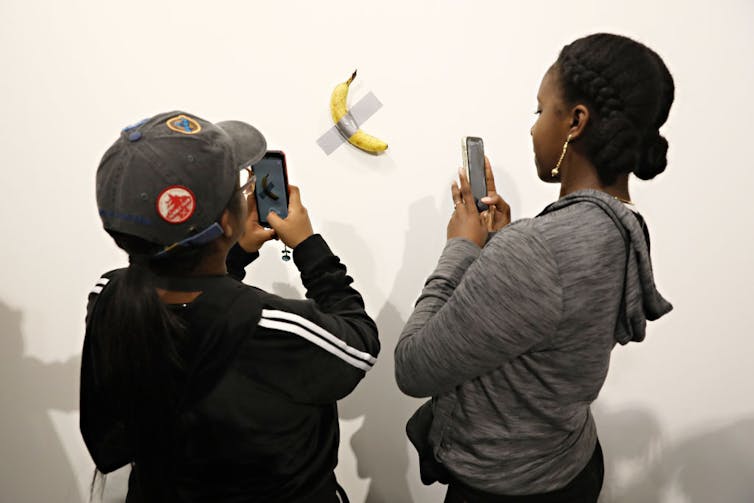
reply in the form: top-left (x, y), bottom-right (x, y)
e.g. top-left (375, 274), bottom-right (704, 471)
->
top-left (80, 235), bottom-right (380, 502)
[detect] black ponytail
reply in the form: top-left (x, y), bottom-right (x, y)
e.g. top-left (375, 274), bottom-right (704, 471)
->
top-left (101, 251), bottom-right (188, 408)
top-left (555, 33), bottom-right (675, 184)
top-left (88, 178), bottom-right (245, 500)
top-left (89, 235), bottom-right (202, 499)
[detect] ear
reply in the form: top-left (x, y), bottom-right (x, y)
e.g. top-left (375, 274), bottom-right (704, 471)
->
top-left (220, 209), bottom-right (234, 238)
top-left (567, 104), bottom-right (590, 140)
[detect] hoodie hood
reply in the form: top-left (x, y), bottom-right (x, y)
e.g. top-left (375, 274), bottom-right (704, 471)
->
top-left (543, 189), bottom-right (673, 344)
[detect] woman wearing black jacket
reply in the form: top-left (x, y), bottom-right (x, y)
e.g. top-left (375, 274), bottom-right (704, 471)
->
top-left (80, 111), bottom-right (379, 502)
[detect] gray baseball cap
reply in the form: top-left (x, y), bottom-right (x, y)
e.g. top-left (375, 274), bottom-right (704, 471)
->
top-left (96, 111), bottom-right (267, 254)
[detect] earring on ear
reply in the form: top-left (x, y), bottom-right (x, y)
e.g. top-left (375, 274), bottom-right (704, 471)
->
top-left (551, 134), bottom-right (572, 178)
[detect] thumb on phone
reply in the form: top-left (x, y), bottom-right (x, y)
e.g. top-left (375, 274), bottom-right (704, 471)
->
top-left (265, 193), bottom-right (313, 250)
top-left (266, 208), bottom-right (284, 227)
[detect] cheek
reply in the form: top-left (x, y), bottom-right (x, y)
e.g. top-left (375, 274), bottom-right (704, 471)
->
top-left (233, 192), bottom-right (248, 227)
top-left (531, 120), bottom-right (544, 156)
top-left (240, 195), bottom-right (250, 221)
top-left (531, 118), bottom-right (555, 179)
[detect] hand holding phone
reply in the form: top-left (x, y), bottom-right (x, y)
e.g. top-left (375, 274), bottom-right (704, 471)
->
top-left (448, 167), bottom-right (488, 248)
top-left (237, 192), bottom-right (276, 253)
top-left (265, 185), bottom-right (313, 249)
top-left (462, 136), bottom-right (488, 212)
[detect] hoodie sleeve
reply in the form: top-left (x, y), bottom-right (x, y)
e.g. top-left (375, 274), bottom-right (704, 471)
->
top-left (226, 243), bottom-right (260, 281)
top-left (395, 225), bottom-right (563, 398)
top-left (244, 234), bottom-right (380, 405)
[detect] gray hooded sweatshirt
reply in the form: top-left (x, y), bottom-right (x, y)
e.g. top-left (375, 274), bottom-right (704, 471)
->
top-left (395, 189), bottom-right (672, 494)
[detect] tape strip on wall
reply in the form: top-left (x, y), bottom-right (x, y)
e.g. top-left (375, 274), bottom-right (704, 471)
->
top-left (317, 91), bottom-right (383, 155)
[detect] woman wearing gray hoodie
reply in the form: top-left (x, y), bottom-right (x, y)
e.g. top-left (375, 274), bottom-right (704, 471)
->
top-left (395, 33), bottom-right (674, 503)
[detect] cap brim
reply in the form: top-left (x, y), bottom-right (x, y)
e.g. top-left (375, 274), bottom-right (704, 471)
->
top-left (216, 120), bottom-right (267, 168)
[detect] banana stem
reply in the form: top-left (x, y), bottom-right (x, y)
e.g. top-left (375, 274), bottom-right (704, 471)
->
top-left (346, 69), bottom-right (357, 86)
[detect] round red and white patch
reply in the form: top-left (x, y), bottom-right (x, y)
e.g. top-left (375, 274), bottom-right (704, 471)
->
top-left (156, 186), bottom-right (196, 224)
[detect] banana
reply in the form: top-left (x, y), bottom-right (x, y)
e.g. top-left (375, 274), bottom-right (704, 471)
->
top-left (330, 70), bottom-right (388, 154)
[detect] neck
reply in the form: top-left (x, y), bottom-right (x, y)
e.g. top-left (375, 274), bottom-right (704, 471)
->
top-left (175, 242), bottom-right (230, 278)
top-left (188, 249), bottom-right (229, 276)
top-left (152, 247), bottom-right (228, 303)
top-left (558, 152), bottom-right (631, 202)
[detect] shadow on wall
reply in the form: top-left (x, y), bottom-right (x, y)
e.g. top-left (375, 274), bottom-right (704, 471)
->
top-left (595, 405), bottom-right (754, 503)
top-left (0, 299), bottom-right (84, 503)
top-left (331, 196), bottom-right (446, 503)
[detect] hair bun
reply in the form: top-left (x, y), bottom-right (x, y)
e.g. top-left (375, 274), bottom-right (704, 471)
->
top-left (635, 131), bottom-right (668, 180)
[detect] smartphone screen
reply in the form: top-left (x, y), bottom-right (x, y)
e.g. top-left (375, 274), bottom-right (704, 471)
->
top-left (252, 151), bottom-right (289, 227)
top-left (464, 136), bottom-right (488, 212)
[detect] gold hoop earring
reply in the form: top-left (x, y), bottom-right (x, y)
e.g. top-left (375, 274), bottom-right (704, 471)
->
top-left (551, 134), bottom-right (572, 178)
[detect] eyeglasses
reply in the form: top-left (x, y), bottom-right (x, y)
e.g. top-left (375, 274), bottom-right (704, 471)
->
top-left (238, 166), bottom-right (256, 197)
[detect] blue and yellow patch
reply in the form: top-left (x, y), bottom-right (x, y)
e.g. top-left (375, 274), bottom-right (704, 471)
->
top-left (166, 114), bottom-right (202, 135)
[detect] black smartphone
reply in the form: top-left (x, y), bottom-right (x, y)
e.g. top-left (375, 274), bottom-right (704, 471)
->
top-left (462, 136), bottom-right (488, 212)
top-left (252, 150), bottom-right (290, 227)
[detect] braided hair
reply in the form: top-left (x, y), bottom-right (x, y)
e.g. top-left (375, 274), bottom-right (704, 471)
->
top-left (555, 33), bottom-right (675, 185)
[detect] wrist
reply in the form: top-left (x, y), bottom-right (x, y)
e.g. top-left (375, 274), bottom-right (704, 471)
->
top-left (292, 234), bottom-right (329, 268)
top-left (447, 236), bottom-right (482, 249)
top-left (447, 232), bottom-right (484, 248)
top-left (289, 232), bottom-right (314, 250)
top-left (435, 238), bottom-right (482, 280)
top-left (227, 243), bottom-right (260, 269)
top-left (237, 240), bottom-right (262, 253)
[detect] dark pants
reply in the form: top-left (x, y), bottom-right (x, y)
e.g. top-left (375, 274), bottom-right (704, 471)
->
top-left (444, 440), bottom-right (604, 503)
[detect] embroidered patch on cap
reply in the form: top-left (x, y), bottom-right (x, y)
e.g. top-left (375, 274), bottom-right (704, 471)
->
top-left (156, 186), bottom-right (196, 224)
top-left (166, 114), bottom-right (202, 135)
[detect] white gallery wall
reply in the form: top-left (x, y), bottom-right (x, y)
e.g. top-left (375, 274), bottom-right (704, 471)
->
top-left (1, 1), bottom-right (752, 501)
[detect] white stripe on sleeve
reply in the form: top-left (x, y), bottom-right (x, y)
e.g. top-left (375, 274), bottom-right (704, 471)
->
top-left (262, 309), bottom-right (377, 364)
top-left (90, 277), bottom-right (110, 295)
top-left (259, 309), bottom-right (376, 371)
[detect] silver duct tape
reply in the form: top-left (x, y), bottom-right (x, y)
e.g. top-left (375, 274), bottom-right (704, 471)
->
top-left (351, 91), bottom-right (383, 124)
top-left (316, 128), bottom-right (346, 156)
top-left (317, 91), bottom-right (383, 155)
top-left (336, 112), bottom-right (359, 138)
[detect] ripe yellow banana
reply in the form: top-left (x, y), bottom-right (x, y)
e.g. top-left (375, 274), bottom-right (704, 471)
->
top-left (330, 70), bottom-right (388, 154)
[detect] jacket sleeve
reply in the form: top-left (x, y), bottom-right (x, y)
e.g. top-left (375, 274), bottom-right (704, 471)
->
top-left (226, 243), bottom-right (260, 281)
top-left (243, 234), bottom-right (380, 405)
top-left (79, 272), bottom-right (133, 473)
top-left (394, 225), bottom-right (562, 398)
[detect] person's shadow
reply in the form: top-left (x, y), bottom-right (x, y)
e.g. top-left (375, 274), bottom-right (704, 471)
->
top-left (332, 196), bottom-right (447, 503)
top-left (594, 403), bottom-right (754, 502)
top-left (0, 300), bottom-right (83, 503)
